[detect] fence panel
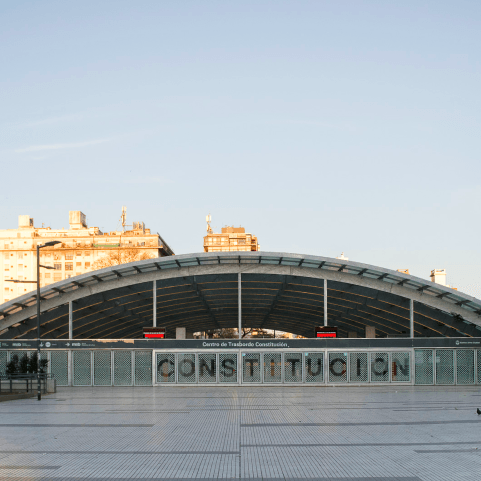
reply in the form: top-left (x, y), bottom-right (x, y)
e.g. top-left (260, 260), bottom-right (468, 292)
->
top-left (73, 351), bottom-right (92, 386)
top-left (305, 353), bottom-right (324, 383)
top-left (199, 353), bottom-right (216, 383)
top-left (156, 353), bottom-right (175, 383)
top-left (114, 351), bottom-right (133, 386)
top-left (391, 352), bottom-right (410, 382)
top-left (94, 351), bottom-right (112, 386)
top-left (350, 352), bottom-right (368, 382)
top-left (435, 350), bottom-right (454, 385)
top-left (456, 349), bottom-right (475, 385)
top-left (329, 352), bottom-right (347, 383)
top-left (371, 352), bottom-right (389, 382)
top-left (415, 350), bottom-right (433, 385)
top-left (243, 353), bottom-right (261, 383)
top-left (177, 353), bottom-right (196, 383)
top-left (135, 351), bottom-right (152, 386)
top-left (284, 353), bottom-right (302, 383)
top-left (219, 353), bottom-right (237, 383)
top-left (263, 353), bottom-right (282, 383)
top-left (50, 351), bottom-right (68, 386)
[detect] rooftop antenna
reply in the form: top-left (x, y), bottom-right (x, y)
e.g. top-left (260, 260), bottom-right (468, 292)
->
top-left (120, 206), bottom-right (127, 232)
top-left (206, 214), bottom-right (213, 234)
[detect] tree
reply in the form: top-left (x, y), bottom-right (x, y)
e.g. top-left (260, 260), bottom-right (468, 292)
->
top-left (92, 248), bottom-right (155, 270)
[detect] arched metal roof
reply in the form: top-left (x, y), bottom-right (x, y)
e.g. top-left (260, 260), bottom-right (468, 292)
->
top-left (1, 252), bottom-right (481, 339)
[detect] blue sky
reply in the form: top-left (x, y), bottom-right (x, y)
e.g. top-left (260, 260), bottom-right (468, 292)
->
top-left (1, 1), bottom-right (480, 296)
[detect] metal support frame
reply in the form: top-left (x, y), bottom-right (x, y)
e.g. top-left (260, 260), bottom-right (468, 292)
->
top-left (410, 299), bottom-right (414, 338)
top-left (238, 273), bottom-right (242, 339)
top-left (324, 279), bottom-right (328, 326)
top-left (68, 301), bottom-right (73, 340)
top-left (153, 280), bottom-right (157, 327)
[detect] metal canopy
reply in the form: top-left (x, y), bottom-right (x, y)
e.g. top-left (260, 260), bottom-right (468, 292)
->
top-left (1, 252), bottom-right (480, 339)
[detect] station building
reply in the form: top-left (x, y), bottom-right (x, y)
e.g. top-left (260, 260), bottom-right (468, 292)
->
top-left (0, 251), bottom-right (480, 388)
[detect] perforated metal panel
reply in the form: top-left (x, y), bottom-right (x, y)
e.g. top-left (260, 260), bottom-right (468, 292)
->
top-left (156, 353), bottom-right (175, 383)
top-left (305, 352), bottom-right (324, 383)
top-left (219, 353), bottom-right (237, 383)
top-left (135, 351), bottom-right (152, 386)
top-left (243, 353), bottom-right (261, 383)
top-left (456, 349), bottom-right (475, 385)
top-left (435, 350), bottom-right (454, 385)
top-left (113, 351), bottom-right (132, 386)
top-left (73, 351), bottom-right (92, 386)
top-left (371, 352), bottom-right (389, 382)
top-left (415, 349), bottom-right (433, 385)
top-left (263, 353), bottom-right (281, 383)
top-left (50, 351), bottom-right (68, 386)
top-left (349, 352), bottom-right (368, 382)
top-left (198, 353), bottom-right (216, 383)
top-left (0, 351), bottom-right (7, 376)
top-left (477, 350), bottom-right (481, 385)
top-left (177, 353), bottom-right (196, 383)
top-left (94, 351), bottom-right (112, 386)
top-left (391, 352), bottom-right (410, 382)
top-left (329, 352), bottom-right (347, 383)
top-left (284, 353), bottom-right (302, 383)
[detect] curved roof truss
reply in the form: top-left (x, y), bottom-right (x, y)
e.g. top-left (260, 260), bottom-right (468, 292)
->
top-left (1, 252), bottom-right (480, 339)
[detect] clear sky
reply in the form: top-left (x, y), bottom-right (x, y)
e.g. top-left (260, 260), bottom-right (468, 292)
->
top-left (1, 1), bottom-right (480, 297)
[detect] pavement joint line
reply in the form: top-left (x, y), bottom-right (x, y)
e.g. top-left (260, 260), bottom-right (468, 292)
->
top-left (241, 420), bottom-right (481, 427)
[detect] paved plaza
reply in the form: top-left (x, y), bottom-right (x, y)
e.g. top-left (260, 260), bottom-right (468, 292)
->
top-left (0, 386), bottom-right (480, 480)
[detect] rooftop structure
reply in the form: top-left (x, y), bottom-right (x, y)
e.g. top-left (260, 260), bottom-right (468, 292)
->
top-left (0, 209), bottom-right (173, 304)
top-left (204, 215), bottom-right (259, 252)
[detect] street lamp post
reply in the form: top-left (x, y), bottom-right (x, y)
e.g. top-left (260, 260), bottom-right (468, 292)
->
top-left (7, 240), bottom-right (61, 400)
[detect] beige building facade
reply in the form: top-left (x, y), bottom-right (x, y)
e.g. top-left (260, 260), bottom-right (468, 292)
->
top-left (204, 226), bottom-right (259, 253)
top-left (0, 211), bottom-right (173, 305)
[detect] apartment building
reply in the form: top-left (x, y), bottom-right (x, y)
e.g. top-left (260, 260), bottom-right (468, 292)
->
top-left (0, 210), bottom-right (173, 304)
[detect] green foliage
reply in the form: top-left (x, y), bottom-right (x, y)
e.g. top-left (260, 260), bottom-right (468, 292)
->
top-left (5, 352), bottom-right (49, 375)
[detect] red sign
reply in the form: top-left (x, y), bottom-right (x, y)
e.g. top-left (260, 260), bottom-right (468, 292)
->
top-left (143, 327), bottom-right (166, 339)
top-left (317, 332), bottom-right (337, 338)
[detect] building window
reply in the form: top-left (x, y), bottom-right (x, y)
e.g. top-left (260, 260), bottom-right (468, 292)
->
top-left (4, 288), bottom-right (8, 292)
top-left (54, 273), bottom-right (62, 281)
top-left (18, 276), bottom-right (23, 280)
top-left (45, 273), bottom-right (51, 279)
top-left (85, 251), bottom-right (90, 256)
top-left (76, 262), bottom-right (81, 267)
top-left (54, 263), bottom-right (61, 270)
top-left (54, 254), bottom-right (61, 260)
top-left (4, 268), bottom-right (8, 271)
top-left (85, 262), bottom-right (90, 268)
top-left (65, 263), bottom-right (73, 271)
top-left (65, 253), bottom-right (73, 260)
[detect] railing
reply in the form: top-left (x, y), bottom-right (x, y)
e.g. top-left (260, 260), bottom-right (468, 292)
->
top-left (0, 373), bottom-right (49, 395)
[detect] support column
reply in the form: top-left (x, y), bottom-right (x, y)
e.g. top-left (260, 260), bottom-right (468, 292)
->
top-left (153, 280), bottom-right (157, 327)
top-left (68, 301), bottom-right (73, 340)
top-left (238, 272), bottom-right (242, 339)
top-left (410, 299), bottom-right (414, 338)
top-left (323, 279), bottom-right (328, 326)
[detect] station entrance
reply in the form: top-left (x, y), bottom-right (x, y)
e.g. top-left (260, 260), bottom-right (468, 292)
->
top-left (1, 338), bottom-right (480, 387)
